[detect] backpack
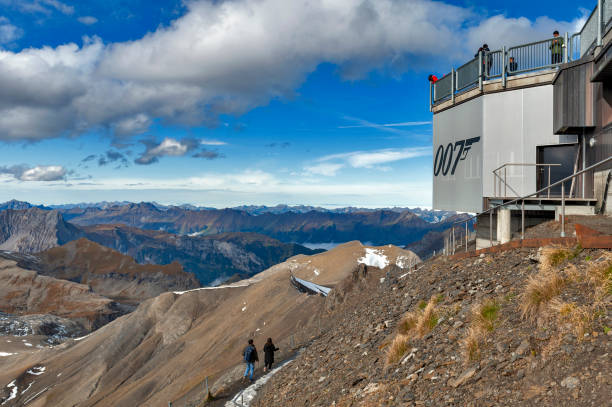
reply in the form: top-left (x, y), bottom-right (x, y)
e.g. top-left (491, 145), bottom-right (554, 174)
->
top-left (244, 345), bottom-right (254, 363)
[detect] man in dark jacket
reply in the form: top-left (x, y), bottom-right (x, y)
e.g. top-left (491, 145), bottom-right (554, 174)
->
top-left (243, 339), bottom-right (258, 382)
top-left (550, 30), bottom-right (564, 64)
top-left (263, 338), bottom-right (279, 372)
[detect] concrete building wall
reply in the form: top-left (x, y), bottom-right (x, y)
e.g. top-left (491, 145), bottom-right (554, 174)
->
top-left (481, 85), bottom-right (561, 198)
top-left (433, 97), bottom-right (483, 213)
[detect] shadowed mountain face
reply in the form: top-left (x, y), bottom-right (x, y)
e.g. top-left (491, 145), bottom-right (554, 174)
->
top-left (81, 225), bottom-right (321, 285)
top-left (0, 208), bottom-right (82, 254)
top-left (0, 208), bottom-right (318, 286)
top-left (59, 203), bottom-right (456, 246)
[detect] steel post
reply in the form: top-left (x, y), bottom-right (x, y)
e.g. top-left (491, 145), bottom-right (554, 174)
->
top-left (502, 47), bottom-right (507, 88)
top-left (548, 166), bottom-right (551, 198)
top-left (451, 68), bottom-right (455, 104)
top-left (465, 222), bottom-right (468, 252)
top-left (521, 200), bottom-right (525, 240)
top-left (564, 32), bottom-right (569, 63)
top-left (429, 81), bottom-right (432, 112)
top-left (561, 182), bottom-right (566, 237)
top-left (598, 0), bottom-right (603, 46)
top-left (504, 167), bottom-right (507, 196)
top-left (478, 51), bottom-right (483, 90)
top-left (489, 210), bottom-right (493, 247)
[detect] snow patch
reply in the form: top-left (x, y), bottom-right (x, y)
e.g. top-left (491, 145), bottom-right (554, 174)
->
top-left (73, 333), bottom-right (93, 342)
top-left (21, 381), bottom-right (33, 394)
top-left (396, 255), bottom-right (414, 269)
top-left (173, 283), bottom-right (250, 295)
top-left (24, 342), bottom-right (32, 347)
top-left (1, 381), bottom-right (17, 405)
top-left (358, 248), bottom-right (389, 269)
top-left (225, 359), bottom-right (293, 407)
top-left (27, 366), bottom-right (45, 376)
top-left (313, 268), bottom-right (320, 276)
top-left (0, 352), bottom-right (16, 357)
top-left (241, 306), bottom-right (247, 312)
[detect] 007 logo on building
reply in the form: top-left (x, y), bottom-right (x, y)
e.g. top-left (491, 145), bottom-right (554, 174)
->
top-left (433, 137), bottom-right (480, 176)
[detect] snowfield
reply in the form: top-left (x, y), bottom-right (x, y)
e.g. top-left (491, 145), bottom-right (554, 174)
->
top-left (358, 248), bottom-right (389, 269)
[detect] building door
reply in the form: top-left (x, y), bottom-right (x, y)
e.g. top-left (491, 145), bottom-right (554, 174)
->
top-left (536, 143), bottom-right (579, 196)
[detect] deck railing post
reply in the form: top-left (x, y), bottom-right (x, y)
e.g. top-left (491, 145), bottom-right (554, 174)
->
top-left (465, 222), bottom-right (468, 252)
top-left (478, 51), bottom-right (483, 90)
top-left (429, 81), bottom-right (433, 112)
top-left (561, 182), bottom-right (566, 237)
top-left (504, 167), bottom-right (507, 197)
top-left (451, 68), bottom-right (455, 104)
top-left (548, 166), bottom-right (551, 198)
top-left (564, 32), bottom-right (569, 63)
top-left (502, 46), bottom-right (507, 88)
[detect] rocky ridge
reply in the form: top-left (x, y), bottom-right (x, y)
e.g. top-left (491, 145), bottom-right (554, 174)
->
top-left (254, 246), bottom-right (611, 406)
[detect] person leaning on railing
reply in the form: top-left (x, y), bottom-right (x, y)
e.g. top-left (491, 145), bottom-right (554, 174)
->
top-left (506, 56), bottom-right (518, 75)
top-left (550, 30), bottom-right (564, 64)
top-left (475, 44), bottom-right (491, 76)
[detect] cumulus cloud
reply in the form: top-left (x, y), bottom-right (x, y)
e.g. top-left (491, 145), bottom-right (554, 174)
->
top-left (0, 164), bottom-right (66, 181)
top-left (78, 16), bottom-right (98, 25)
top-left (0, 0), bottom-right (588, 141)
top-left (0, 17), bottom-right (22, 44)
top-left (135, 137), bottom-right (199, 165)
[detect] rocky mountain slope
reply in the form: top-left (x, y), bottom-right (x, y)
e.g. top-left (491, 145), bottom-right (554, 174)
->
top-left (0, 208), bottom-right (81, 253)
top-left (33, 238), bottom-right (200, 303)
top-left (254, 246), bottom-right (612, 407)
top-left (0, 257), bottom-right (121, 332)
top-left (57, 202), bottom-right (460, 247)
top-left (0, 242), bottom-right (419, 406)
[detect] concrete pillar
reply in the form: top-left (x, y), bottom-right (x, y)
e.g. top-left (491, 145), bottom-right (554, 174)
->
top-left (496, 209), bottom-right (512, 244)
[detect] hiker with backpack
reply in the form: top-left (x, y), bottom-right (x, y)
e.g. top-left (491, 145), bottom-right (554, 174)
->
top-left (243, 339), bottom-right (259, 382)
top-left (263, 338), bottom-right (279, 372)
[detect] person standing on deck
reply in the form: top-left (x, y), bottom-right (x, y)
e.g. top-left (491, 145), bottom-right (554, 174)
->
top-left (550, 30), bottom-right (564, 65)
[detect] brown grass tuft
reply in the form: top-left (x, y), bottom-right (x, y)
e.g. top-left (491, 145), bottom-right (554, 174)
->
top-left (520, 271), bottom-right (565, 320)
top-left (461, 327), bottom-right (484, 362)
top-left (549, 299), bottom-right (595, 340)
top-left (415, 299), bottom-right (438, 336)
top-left (587, 254), bottom-right (612, 299)
top-left (385, 334), bottom-right (410, 365)
top-left (472, 299), bottom-right (501, 332)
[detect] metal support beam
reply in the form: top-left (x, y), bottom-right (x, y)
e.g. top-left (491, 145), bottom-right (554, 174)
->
top-left (489, 210), bottom-right (493, 247)
top-left (521, 200), bottom-right (525, 240)
top-left (561, 182), bottom-right (566, 237)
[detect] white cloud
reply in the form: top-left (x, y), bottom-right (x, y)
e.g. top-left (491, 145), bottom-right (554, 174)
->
top-left (78, 16), bottom-right (98, 25)
top-left (304, 163), bottom-right (344, 177)
top-left (0, 17), bottom-right (22, 44)
top-left (0, 0), bottom-right (74, 15)
top-left (200, 139), bottom-right (227, 146)
top-left (135, 137), bottom-right (197, 165)
top-left (338, 120), bottom-right (431, 129)
top-left (0, 0), bottom-right (588, 141)
top-left (318, 147), bottom-right (430, 169)
top-left (0, 164), bottom-right (66, 181)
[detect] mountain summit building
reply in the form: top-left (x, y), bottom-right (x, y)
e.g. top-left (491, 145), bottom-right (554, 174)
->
top-left (431, 0), bottom-right (612, 249)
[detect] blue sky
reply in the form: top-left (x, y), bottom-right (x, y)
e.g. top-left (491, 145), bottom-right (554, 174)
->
top-left (0, 0), bottom-right (594, 207)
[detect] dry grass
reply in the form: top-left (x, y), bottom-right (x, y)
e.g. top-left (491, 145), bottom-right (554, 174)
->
top-left (461, 327), bottom-right (484, 362)
top-left (385, 334), bottom-right (410, 365)
top-left (549, 299), bottom-right (595, 340)
top-left (472, 299), bottom-right (500, 332)
top-left (520, 271), bottom-right (565, 320)
top-left (587, 253), bottom-right (612, 299)
top-left (386, 297), bottom-right (439, 365)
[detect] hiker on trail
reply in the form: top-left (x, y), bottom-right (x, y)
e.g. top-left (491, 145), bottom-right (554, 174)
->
top-left (243, 339), bottom-right (258, 382)
top-left (263, 338), bottom-right (279, 372)
top-left (550, 30), bottom-right (564, 65)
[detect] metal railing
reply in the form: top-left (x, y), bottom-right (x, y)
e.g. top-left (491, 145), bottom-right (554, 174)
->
top-left (448, 155), bottom-right (612, 254)
top-left (493, 163), bottom-right (561, 198)
top-left (431, 0), bottom-right (612, 109)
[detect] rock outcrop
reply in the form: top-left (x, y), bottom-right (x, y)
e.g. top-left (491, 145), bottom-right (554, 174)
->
top-left (35, 238), bottom-right (200, 303)
top-left (0, 208), bottom-right (81, 254)
top-left (0, 258), bottom-right (121, 331)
